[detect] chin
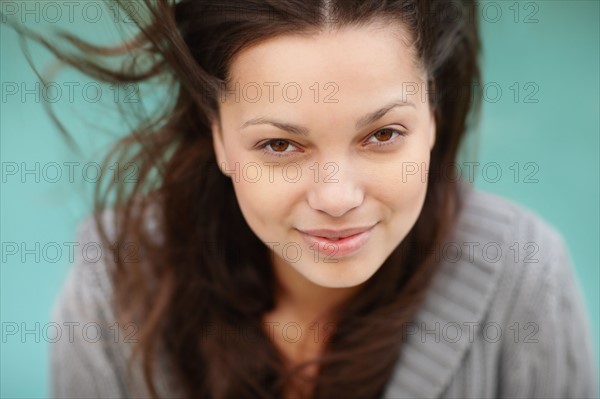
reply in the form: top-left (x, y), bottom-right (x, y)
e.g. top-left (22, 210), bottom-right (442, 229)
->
top-left (300, 260), bottom-right (379, 289)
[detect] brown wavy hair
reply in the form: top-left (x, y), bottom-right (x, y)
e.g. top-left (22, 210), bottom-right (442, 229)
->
top-left (5, 0), bottom-right (481, 397)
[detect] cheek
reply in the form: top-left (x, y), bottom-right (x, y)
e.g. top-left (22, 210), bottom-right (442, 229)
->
top-left (232, 181), bottom-right (271, 224)
top-left (370, 155), bottom-right (429, 248)
top-left (370, 146), bottom-right (431, 209)
top-left (230, 174), bottom-right (295, 242)
top-left (223, 143), bottom-right (303, 238)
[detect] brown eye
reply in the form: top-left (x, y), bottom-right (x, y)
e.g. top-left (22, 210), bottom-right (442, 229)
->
top-left (258, 138), bottom-right (301, 158)
top-left (269, 139), bottom-right (290, 152)
top-left (364, 128), bottom-right (405, 148)
top-left (373, 129), bottom-right (395, 142)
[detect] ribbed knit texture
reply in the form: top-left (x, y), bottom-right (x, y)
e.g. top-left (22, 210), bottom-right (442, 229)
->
top-left (49, 186), bottom-right (599, 398)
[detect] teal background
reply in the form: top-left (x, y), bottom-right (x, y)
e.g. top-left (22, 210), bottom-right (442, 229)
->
top-left (1, 1), bottom-right (598, 397)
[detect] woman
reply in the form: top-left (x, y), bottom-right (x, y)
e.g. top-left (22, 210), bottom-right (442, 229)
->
top-left (12, 0), bottom-right (595, 398)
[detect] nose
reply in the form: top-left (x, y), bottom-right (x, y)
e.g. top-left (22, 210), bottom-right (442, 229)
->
top-left (306, 159), bottom-right (364, 218)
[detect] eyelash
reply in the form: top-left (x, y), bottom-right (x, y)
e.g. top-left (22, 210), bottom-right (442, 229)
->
top-left (257, 128), bottom-right (407, 158)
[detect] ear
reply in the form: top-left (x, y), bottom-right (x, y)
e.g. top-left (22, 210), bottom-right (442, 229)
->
top-left (426, 78), bottom-right (437, 151)
top-left (428, 108), bottom-right (437, 151)
top-left (211, 117), bottom-right (230, 177)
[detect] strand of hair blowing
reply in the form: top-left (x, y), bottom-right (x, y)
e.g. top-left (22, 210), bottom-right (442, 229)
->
top-left (5, 0), bottom-right (481, 397)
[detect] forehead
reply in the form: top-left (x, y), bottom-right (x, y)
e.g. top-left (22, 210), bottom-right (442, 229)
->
top-left (228, 22), bottom-right (423, 87)
top-left (221, 22), bottom-right (428, 120)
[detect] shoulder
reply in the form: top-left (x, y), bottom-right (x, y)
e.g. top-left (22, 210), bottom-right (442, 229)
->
top-left (453, 184), bottom-right (573, 321)
top-left (53, 197), bottom-right (163, 315)
top-left (421, 184), bottom-right (576, 336)
top-left (384, 184), bottom-right (598, 397)
top-left (456, 183), bottom-right (566, 253)
top-left (49, 209), bottom-right (129, 398)
top-left (452, 182), bottom-right (571, 292)
top-left (451, 185), bottom-right (598, 397)
top-left (435, 183), bottom-right (574, 306)
top-left (51, 209), bottom-right (120, 324)
top-left (49, 201), bottom-right (164, 397)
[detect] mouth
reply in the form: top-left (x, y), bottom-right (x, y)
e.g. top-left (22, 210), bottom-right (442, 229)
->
top-left (296, 224), bottom-right (377, 259)
top-left (297, 225), bottom-right (376, 240)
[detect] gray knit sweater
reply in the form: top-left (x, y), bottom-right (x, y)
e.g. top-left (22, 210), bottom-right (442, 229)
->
top-left (49, 186), bottom-right (599, 398)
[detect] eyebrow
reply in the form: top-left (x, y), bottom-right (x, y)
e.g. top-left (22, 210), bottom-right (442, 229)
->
top-left (239, 99), bottom-right (415, 136)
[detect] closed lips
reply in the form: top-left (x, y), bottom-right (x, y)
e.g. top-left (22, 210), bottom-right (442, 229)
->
top-left (298, 224), bottom-right (376, 239)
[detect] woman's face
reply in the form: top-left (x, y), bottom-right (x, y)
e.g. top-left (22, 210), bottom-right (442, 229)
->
top-left (212, 22), bottom-right (436, 289)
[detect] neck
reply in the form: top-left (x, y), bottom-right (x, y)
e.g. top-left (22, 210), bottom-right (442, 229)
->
top-left (269, 254), bottom-right (363, 325)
